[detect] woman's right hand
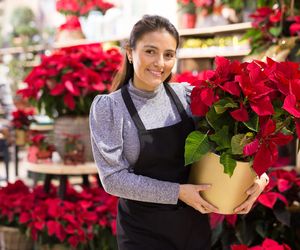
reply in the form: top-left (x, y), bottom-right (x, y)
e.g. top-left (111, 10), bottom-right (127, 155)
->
top-left (179, 184), bottom-right (218, 214)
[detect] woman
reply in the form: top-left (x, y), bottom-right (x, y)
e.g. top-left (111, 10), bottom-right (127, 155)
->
top-left (90, 15), bottom-right (269, 250)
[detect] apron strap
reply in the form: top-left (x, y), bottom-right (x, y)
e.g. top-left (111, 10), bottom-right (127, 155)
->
top-left (121, 86), bottom-right (146, 131)
top-left (121, 83), bottom-right (190, 131)
top-left (164, 83), bottom-right (189, 121)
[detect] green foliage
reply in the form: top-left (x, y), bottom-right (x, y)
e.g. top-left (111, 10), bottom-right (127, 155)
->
top-left (184, 131), bottom-right (212, 165)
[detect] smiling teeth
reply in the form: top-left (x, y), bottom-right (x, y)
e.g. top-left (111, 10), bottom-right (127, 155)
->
top-left (149, 70), bottom-right (162, 76)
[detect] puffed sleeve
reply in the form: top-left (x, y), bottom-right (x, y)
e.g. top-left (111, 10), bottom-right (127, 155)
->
top-left (89, 95), bottom-right (180, 204)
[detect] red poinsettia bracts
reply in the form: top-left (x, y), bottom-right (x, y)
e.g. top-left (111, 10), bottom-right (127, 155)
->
top-left (243, 119), bottom-right (293, 176)
top-left (56, 0), bottom-right (114, 16)
top-left (3, 180), bottom-right (119, 248)
top-left (18, 43), bottom-right (122, 117)
top-left (231, 238), bottom-right (291, 250)
top-left (11, 108), bottom-right (35, 130)
top-left (186, 56), bottom-right (300, 177)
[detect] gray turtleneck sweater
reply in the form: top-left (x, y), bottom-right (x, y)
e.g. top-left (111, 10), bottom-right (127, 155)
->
top-left (89, 81), bottom-right (192, 204)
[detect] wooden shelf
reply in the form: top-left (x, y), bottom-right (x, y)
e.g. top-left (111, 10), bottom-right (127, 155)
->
top-left (179, 22), bottom-right (252, 37)
top-left (0, 35), bottom-right (128, 56)
top-left (177, 48), bottom-right (251, 59)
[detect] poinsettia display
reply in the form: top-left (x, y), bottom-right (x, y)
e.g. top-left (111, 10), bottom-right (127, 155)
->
top-left (56, 0), bottom-right (114, 16)
top-left (185, 56), bottom-right (300, 177)
top-left (0, 180), bottom-right (118, 249)
top-left (18, 43), bottom-right (122, 117)
top-left (244, 1), bottom-right (300, 54)
top-left (20, 185), bottom-right (117, 248)
top-left (11, 108), bottom-right (35, 130)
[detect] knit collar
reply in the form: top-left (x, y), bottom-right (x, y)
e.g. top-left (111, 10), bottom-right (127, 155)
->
top-left (128, 79), bottom-right (164, 99)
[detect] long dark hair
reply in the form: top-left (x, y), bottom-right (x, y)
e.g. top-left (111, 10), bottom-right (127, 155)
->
top-left (111, 15), bottom-right (179, 92)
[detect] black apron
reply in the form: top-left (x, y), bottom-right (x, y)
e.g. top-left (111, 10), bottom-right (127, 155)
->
top-left (117, 83), bottom-right (211, 250)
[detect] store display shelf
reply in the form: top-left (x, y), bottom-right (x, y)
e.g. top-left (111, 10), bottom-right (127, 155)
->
top-left (179, 22), bottom-right (252, 37)
top-left (0, 35), bottom-right (128, 56)
top-left (177, 48), bottom-right (251, 59)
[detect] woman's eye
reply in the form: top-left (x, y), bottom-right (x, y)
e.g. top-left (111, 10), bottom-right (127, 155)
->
top-left (146, 50), bottom-right (155, 54)
top-left (165, 53), bottom-right (175, 59)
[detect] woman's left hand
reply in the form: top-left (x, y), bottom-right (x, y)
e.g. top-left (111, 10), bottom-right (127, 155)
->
top-left (234, 173), bottom-right (269, 214)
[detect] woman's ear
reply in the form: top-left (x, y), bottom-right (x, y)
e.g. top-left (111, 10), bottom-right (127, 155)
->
top-left (125, 46), bottom-right (133, 64)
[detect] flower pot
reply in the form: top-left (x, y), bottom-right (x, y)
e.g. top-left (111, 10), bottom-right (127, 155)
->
top-left (189, 152), bottom-right (257, 214)
top-left (37, 149), bottom-right (52, 160)
top-left (0, 226), bottom-right (33, 250)
top-left (15, 129), bottom-right (27, 146)
top-left (53, 116), bottom-right (92, 161)
top-left (181, 13), bottom-right (196, 29)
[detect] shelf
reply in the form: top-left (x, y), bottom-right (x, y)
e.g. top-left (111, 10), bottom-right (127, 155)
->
top-left (0, 35), bottom-right (128, 56)
top-left (177, 48), bottom-right (251, 59)
top-left (0, 44), bottom-right (46, 55)
top-left (179, 22), bottom-right (252, 37)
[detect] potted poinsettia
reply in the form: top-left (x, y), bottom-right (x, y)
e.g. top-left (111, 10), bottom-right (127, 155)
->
top-left (0, 181), bottom-right (34, 250)
top-left (19, 184), bottom-right (118, 250)
top-left (56, 0), bottom-right (114, 17)
top-left (185, 56), bottom-right (300, 214)
top-left (18, 43), bottom-right (122, 161)
top-left (28, 134), bottom-right (55, 163)
top-left (11, 108), bottom-right (35, 146)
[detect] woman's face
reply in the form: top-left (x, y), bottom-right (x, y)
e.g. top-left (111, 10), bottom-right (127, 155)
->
top-left (127, 29), bottom-right (177, 92)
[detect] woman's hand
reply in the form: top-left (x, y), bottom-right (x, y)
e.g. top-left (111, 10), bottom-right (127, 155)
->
top-left (234, 173), bottom-right (269, 214)
top-left (179, 184), bottom-right (218, 214)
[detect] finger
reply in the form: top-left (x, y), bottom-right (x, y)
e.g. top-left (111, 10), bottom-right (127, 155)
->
top-left (197, 204), bottom-right (209, 214)
top-left (234, 200), bottom-right (251, 213)
top-left (199, 198), bottom-right (219, 213)
top-left (196, 184), bottom-right (211, 191)
top-left (246, 183), bottom-right (259, 195)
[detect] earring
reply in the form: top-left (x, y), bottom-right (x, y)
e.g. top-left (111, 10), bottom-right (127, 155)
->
top-left (129, 59), bottom-right (132, 64)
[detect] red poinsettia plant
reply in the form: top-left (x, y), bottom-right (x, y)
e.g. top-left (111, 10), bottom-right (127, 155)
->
top-left (244, 1), bottom-right (300, 54)
top-left (18, 183), bottom-right (118, 249)
top-left (11, 108), bottom-right (35, 130)
top-left (177, 0), bottom-right (215, 14)
top-left (0, 180), bottom-right (33, 231)
top-left (185, 56), bottom-right (300, 177)
top-left (58, 16), bottom-right (82, 31)
top-left (56, 0), bottom-right (114, 16)
top-left (18, 43), bottom-right (122, 118)
top-left (231, 238), bottom-right (291, 250)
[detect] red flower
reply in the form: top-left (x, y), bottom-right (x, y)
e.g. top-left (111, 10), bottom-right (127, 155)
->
top-left (244, 119), bottom-right (293, 176)
top-left (56, 0), bottom-right (114, 16)
top-left (18, 43), bottom-right (122, 117)
top-left (11, 108), bottom-right (35, 129)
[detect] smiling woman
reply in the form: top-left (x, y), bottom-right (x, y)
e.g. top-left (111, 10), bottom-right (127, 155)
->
top-left (89, 15), bottom-right (213, 250)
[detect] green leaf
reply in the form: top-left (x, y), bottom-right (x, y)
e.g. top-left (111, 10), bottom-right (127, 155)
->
top-left (209, 126), bottom-right (231, 151)
top-left (220, 153), bottom-right (237, 177)
top-left (206, 107), bottom-right (232, 131)
top-left (231, 134), bottom-right (246, 155)
top-left (243, 113), bottom-right (259, 132)
top-left (214, 99), bottom-right (238, 114)
top-left (269, 27), bottom-right (282, 37)
top-left (184, 131), bottom-right (211, 166)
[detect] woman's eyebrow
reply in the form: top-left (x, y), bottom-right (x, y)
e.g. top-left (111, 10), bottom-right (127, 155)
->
top-left (143, 45), bottom-right (175, 53)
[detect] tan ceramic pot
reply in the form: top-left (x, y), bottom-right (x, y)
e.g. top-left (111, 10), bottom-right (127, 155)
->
top-left (189, 152), bottom-right (257, 214)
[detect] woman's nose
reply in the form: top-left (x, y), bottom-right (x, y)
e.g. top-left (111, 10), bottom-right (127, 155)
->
top-left (154, 54), bottom-right (164, 67)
